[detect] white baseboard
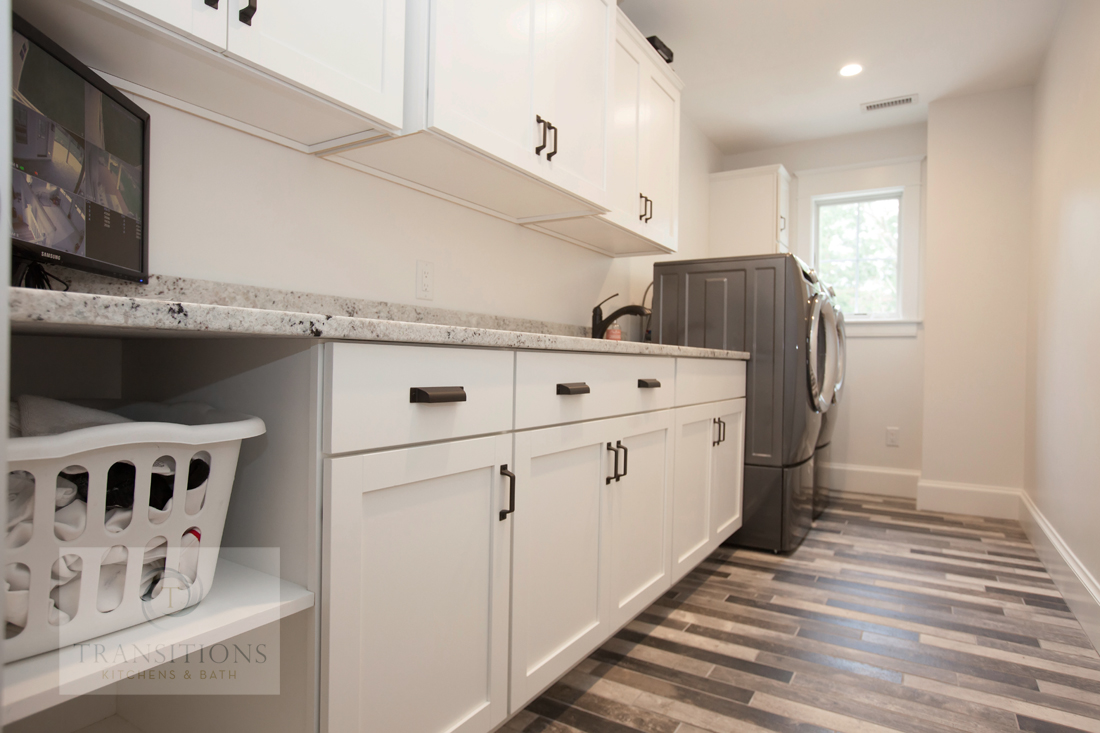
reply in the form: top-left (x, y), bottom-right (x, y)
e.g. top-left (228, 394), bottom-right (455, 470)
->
top-left (1018, 492), bottom-right (1100, 653)
top-left (915, 479), bottom-right (1021, 520)
top-left (817, 462), bottom-right (920, 498)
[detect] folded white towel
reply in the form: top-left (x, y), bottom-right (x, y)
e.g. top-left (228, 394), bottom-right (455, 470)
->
top-left (16, 395), bottom-right (132, 437)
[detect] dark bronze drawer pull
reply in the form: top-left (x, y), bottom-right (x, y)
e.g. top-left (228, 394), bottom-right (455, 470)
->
top-left (638, 378), bottom-right (661, 389)
top-left (410, 386), bottom-right (467, 403)
top-left (556, 382), bottom-right (590, 395)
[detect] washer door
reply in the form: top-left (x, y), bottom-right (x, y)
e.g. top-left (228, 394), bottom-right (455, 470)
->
top-left (807, 293), bottom-right (839, 413)
top-left (833, 311), bottom-right (847, 405)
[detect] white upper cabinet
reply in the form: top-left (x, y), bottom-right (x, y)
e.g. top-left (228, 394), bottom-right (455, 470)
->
top-left (103, 0), bottom-right (228, 50)
top-left (531, 11), bottom-right (682, 256)
top-left (335, 0), bottom-right (614, 223)
top-left (19, 0), bottom-right (403, 145)
top-left (224, 0), bottom-right (406, 129)
top-left (429, 0), bottom-right (536, 173)
top-left (710, 164), bottom-right (793, 258)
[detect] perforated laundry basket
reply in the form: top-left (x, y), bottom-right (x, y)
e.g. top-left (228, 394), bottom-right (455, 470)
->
top-left (5, 402), bottom-right (265, 662)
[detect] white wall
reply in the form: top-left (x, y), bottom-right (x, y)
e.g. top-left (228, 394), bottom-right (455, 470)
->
top-left (1025, 0), bottom-right (1100, 628)
top-left (918, 87), bottom-right (1034, 515)
top-left (137, 97), bottom-right (636, 329)
top-left (715, 127), bottom-right (928, 495)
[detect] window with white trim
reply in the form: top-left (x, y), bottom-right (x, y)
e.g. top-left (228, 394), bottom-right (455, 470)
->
top-left (796, 159), bottom-right (923, 330)
top-left (816, 192), bottom-right (901, 318)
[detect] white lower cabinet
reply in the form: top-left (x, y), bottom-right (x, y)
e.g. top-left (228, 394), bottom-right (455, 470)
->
top-left (510, 409), bottom-right (673, 712)
top-left (323, 434), bottom-right (514, 733)
top-left (671, 398), bottom-right (746, 583)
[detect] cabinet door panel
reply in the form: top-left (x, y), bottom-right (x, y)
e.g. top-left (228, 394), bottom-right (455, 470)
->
top-left (608, 36), bottom-right (641, 220)
top-left (671, 403), bottom-right (716, 581)
top-left (639, 69), bottom-right (677, 240)
top-left (604, 411), bottom-right (673, 628)
top-left (711, 399), bottom-right (746, 543)
top-left (430, 0), bottom-right (536, 173)
top-left (324, 435), bottom-right (512, 733)
top-left (104, 0), bottom-right (227, 49)
top-left (512, 421), bottom-right (610, 711)
top-left (778, 173), bottom-right (791, 250)
top-left (225, 0), bottom-right (405, 129)
top-left (533, 0), bottom-right (612, 201)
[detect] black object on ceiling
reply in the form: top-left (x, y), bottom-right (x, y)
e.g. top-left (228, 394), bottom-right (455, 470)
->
top-left (647, 35), bottom-right (673, 64)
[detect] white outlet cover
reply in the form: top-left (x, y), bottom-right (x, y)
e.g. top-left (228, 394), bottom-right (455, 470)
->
top-left (416, 260), bottom-right (434, 301)
top-left (885, 427), bottom-right (900, 447)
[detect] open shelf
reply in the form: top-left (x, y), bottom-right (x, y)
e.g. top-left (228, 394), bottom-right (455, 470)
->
top-left (3, 558), bottom-right (314, 725)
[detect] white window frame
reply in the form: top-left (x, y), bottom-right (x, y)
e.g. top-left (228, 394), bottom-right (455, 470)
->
top-left (796, 159), bottom-right (923, 337)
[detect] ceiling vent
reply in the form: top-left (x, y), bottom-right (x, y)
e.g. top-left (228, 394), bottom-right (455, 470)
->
top-left (861, 94), bottom-right (918, 112)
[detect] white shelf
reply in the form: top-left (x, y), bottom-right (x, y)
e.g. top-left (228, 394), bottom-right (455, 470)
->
top-left (3, 559), bottom-right (314, 725)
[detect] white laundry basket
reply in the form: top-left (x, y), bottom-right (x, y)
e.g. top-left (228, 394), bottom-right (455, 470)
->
top-left (5, 402), bottom-right (265, 662)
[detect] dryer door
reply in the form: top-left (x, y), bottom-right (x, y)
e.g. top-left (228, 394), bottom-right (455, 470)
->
top-left (806, 293), bottom-right (839, 413)
top-left (833, 311), bottom-right (847, 405)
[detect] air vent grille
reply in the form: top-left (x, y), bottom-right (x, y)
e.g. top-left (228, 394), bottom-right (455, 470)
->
top-left (861, 94), bottom-right (918, 112)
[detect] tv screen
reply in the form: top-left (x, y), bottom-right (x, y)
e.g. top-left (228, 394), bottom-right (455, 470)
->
top-left (11, 14), bottom-right (149, 282)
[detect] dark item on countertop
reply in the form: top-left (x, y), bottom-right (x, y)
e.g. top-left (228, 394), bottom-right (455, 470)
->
top-left (647, 35), bottom-right (673, 64)
top-left (592, 293), bottom-right (651, 340)
top-left (61, 457), bottom-right (210, 510)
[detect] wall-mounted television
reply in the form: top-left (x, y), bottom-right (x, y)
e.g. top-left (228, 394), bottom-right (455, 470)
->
top-left (11, 13), bottom-right (149, 283)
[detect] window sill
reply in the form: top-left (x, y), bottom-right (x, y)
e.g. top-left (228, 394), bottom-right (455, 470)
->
top-left (845, 320), bottom-right (921, 338)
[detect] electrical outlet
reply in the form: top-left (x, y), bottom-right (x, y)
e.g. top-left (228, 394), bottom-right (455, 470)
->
top-left (416, 260), bottom-right (434, 301)
top-left (885, 427), bottom-right (900, 447)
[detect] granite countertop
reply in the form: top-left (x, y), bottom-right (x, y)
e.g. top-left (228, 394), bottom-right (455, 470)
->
top-left (10, 274), bottom-right (750, 361)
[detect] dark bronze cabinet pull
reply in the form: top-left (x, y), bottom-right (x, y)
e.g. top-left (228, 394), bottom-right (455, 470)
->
top-left (409, 386), bottom-right (467, 403)
top-left (645, 197), bottom-right (654, 222)
top-left (616, 440), bottom-right (628, 479)
top-left (204, 0), bottom-right (219, 7)
top-left (499, 465), bottom-right (516, 520)
top-left (556, 382), bottom-right (590, 395)
top-left (547, 122), bottom-right (558, 160)
top-left (535, 115), bottom-right (548, 155)
top-left (639, 193), bottom-right (647, 221)
top-left (638, 378), bottom-right (661, 389)
top-left (606, 443), bottom-right (619, 484)
top-left (239, 0), bottom-right (258, 25)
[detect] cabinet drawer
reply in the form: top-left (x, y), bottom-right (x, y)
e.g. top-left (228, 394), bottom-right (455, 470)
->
top-left (515, 352), bottom-right (674, 429)
top-left (675, 359), bottom-right (746, 406)
top-left (324, 343), bottom-right (514, 453)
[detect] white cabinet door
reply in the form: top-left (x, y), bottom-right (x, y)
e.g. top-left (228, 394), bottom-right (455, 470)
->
top-left (511, 419), bottom-right (611, 712)
top-left (532, 0), bottom-right (613, 206)
top-left (710, 399), bottom-right (746, 544)
top-left (607, 30), bottom-right (642, 223)
top-left (224, 0), bottom-right (405, 129)
top-left (671, 402), bottom-right (718, 582)
top-left (639, 66), bottom-right (678, 243)
top-left (323, 434), bottom-right (512, 733)
top-left (778, 171), bottom-right (791, 251)
top-left (104, 0), bottom-right (227, 49)
top-left (602, 410), bottom-right (673, 629)
top-left (430, 0), bottom-right (537, 174)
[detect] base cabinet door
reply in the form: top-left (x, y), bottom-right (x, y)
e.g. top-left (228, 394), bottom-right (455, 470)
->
top-left (670, 403), bottom-right (717, 582)
top-left (710, 399), bottom-right (746, 544)
top-left (511, 420), bottom-right (612, 712)
top-left (323, 434), bottom-right (513, 733)
top-left (602, 410), bottom-right (674, 629)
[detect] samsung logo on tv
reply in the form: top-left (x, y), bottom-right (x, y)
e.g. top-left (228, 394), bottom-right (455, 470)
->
top-left (39, 251), bottom-right (61, 261)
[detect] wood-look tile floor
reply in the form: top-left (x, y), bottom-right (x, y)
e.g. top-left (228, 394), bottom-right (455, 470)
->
top-left (505, 491), bottom-right (1100, 733)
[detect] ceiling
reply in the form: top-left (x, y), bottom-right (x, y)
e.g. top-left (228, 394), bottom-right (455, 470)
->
top-left (619, 0), bottom-right (1064, 154)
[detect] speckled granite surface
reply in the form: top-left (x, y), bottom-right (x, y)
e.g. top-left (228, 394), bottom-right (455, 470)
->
top-left (11, 288), bottom-right (750, 360)
top-left (56, 270), bottom-right (591, 338)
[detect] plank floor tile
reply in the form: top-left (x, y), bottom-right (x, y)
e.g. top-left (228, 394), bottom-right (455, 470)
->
top-left (514, 492), bottom-right (1100, 733)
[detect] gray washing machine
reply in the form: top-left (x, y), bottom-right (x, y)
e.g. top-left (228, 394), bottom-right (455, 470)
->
top-left (814, 299), bottom-right (846, 519)
top-left (651, 254), bottom-right (838, 552)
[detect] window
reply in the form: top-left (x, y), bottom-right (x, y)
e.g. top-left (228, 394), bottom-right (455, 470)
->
top-left (816, 194), bottom-right (901, 318)
top-left (797, 159), bottom-right (922, 332)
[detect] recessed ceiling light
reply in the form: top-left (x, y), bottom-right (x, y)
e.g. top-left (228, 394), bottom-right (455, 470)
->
top-left (840, 63), bottom-right (863, 77)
